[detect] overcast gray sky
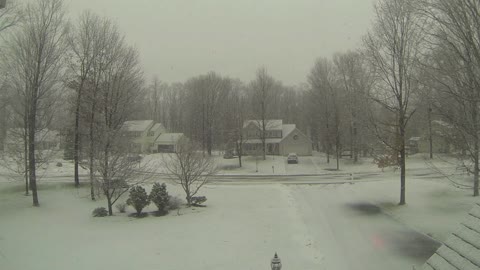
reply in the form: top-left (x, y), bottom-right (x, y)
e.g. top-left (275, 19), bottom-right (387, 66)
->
top-left (66, 0), bottom-right (375, 85)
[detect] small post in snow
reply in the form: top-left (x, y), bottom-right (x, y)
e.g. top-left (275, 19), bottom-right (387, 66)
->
top-left (272, 166), bottom-right (275, 174)
top-left (350, 173), bottom-right (354, 181)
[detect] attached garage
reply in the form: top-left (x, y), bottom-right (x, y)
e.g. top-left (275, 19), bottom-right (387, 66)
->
top-left (153, 133), bottom-right (184, 153)
top-left (279, 125), bottom-right (312, 156)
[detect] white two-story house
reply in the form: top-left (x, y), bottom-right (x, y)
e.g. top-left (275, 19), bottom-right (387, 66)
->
top-left (121, 120), bottom-right (183, 153)
top-left (242, 119), bottom-right (312, 156)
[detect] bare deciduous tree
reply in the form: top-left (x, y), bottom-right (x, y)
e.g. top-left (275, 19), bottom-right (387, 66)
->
top-left (67, 11), bottom-right (110, 189)
top-left (92, 43), bottom-right (145, 214)
top-left (333, 51), bottom-right (372, 162)
top-left (308, 58), bottom-right (343, 169)
top-left (421, 0), bottom-right (480, 196)
top-left (250, 67), bottom-right (276, 160)
top-left (0, 0), bottom-right (20, 34)
top-left (162, 138), bottom-right (217, 205)
top-left (363, 0), bottom-right (424, 205)
top-left (2, 0), bottom-right (68, 206)
top-left (185, 72), bottom-right (231, 156)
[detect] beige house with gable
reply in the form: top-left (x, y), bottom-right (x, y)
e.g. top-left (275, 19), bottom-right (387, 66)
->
top-left (242, 119), bottom-right (312, 156)
top-left (121, 120), bottom-right (183, 153)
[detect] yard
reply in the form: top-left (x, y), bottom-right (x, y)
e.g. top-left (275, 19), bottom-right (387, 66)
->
top-left (0, 156), bottom-right (478, 270)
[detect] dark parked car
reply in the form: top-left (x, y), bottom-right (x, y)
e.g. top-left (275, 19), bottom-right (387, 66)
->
top-left (127, 155), bottom-right (142, 163)
top-left (287, 153), bottom-right (298, 164)
top-left (223, 150), bottom-right (236, 159)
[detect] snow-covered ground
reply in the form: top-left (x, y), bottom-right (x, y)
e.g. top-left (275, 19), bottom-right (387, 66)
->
top-left (0, 151), bottom-right (461, 180)
top-left (0, 183), bottom-right (321, 270)
top-left (0, 152), bottom-right (478, 270)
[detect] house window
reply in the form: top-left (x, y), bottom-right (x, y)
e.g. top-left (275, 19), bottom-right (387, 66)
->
top-left (293, 135), bottom-right (299, 140)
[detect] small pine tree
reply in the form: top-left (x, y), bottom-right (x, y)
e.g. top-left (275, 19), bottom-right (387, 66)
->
top-left (149, 182), bottom-right (169, 214)
top-left (126, 186), bottom-right (150, 216)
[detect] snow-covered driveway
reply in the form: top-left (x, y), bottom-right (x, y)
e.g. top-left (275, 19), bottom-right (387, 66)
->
top-left (290, 183), bottom-right (440, 270)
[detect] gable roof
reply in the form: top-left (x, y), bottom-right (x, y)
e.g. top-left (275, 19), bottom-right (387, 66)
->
top-left (155, 133), bottom-right (184, 145)
top-left (282, 124), bottom-right (296, 138)
top-left (122, 120), bottom-right (154, 132)
top-left (243, 119), bottom-right (283, 130)
top-left (151, 123), bottom-right (166, 133)
top-left (421, 203), bottom-right (480, 270)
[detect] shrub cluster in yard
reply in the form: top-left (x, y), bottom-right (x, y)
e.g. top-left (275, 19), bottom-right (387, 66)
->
top-left (92, 207), bottom-right (108, 217)
top-left (167, 195), bottom-right (183, 210)
top-left (190, 196), bottom-right (207, 206)
top-left (115, 202), bottom-right (127, 213)
top-left (149, 182), bottom-right (169, 215)
top-left (95, 183), bottom-right (191, 217)
top-left (127, 186), bottom-right (150, 216)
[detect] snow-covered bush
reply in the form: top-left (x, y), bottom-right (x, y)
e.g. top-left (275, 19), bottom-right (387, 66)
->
top-left (126, 186), bottom-right (150, 216)
top-left (149, 183), bottom-right (169, 214)
top-left (92, 207), bottom-right (108, 217)
top-left (167, 195), bottom-right (183, 210)
top-left (373, 151), bottom-right (399, 171)
top-left (190, 196), bottom-right (207, 206)
top-left (115, 202), bottom-right (127, 213)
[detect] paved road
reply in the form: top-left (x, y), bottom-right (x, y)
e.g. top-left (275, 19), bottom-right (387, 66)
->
top-left (0, 165), bottom-right (457, 185)
top-left (291, 184), bottom-right (440, 270)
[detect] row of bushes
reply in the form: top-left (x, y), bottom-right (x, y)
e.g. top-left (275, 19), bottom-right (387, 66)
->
top-left (92, 183), bottom-right (183, 217)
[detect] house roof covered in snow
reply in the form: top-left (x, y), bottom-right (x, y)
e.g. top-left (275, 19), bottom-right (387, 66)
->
top-left (151, 123), bottom-right (166, 133)
top-left (421, 203), bottom-right (480, 270)
top-left (243, 124), bottom-right (302, 144)
top-left (282, 124), bottom-right (296, 138)
top-left (243, 119), bottom-right (283, 130)
top-left (121, 120), bottom-right (154, 132)
top-left (244, 138), bottom-right (283, 144)
top-left (154, 133), bottom-right (184, 145)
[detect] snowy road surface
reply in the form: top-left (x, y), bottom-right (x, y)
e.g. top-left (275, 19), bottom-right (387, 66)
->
top-left (291, 184), bottom-right (441, 270)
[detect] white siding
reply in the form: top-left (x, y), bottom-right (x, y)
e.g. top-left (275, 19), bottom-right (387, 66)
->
top-left (279, 128), bottom-right (312, 156)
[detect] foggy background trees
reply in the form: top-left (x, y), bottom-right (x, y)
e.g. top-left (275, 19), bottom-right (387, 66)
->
top-left (0, 0), bottom-right (479, 208)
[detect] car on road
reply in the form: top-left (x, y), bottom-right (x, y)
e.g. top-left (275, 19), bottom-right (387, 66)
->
top-left (223, 150), bottom-right (236, 159)
top-left (287, 153), bottom-right (298, 164)
top-left (127, 155), bottom-right (142, 163)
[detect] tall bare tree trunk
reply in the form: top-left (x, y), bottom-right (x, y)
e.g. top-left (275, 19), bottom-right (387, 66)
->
top-left (474, 138), bottom-right (479, 197)
top-left (261, 104), bottom-right (266, 160)
top-left (88, 101), bottom-right (96, 201)
top-left (74, 90), bottom-right (82, 187)
top-left (399, 112), bottom-right (406, 205)
top-left (23, 108), bottom-right (29, 195)
top-left (428, 107), bottom-right (433, 159)
top-left (473, 103), bottom-right (479, 197)
top-left (24, 130), bottom-right (29, 195)
top-left (28, 93), bottom-right (39, 206)
top-left (353, 123), bottom-right (358, 162)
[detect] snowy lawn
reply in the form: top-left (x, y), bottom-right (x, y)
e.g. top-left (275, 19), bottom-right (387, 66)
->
top-left (0, 182), bottom-right (320, 270)
top-left (346, 177), bottom-right (480, 242)
top-left (0, 153), bottom-right (478, 270)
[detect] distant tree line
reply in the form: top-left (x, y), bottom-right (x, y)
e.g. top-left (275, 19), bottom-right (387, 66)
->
top-left (0, 0), bottom-right (479, 208)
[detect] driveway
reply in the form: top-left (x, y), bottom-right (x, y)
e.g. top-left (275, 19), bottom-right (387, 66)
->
top-left (289, 183), bottom-right (440, 270)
